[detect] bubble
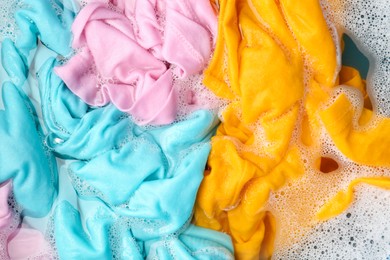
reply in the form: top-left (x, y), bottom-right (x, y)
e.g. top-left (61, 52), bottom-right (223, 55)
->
top-left (0, 0), bottom-right (20, 42)
top-left (323, 0), bottom-right (390, 116)
top-left (272, 186), bottom-right (390, 259)
top-left (259, 1), bottom-right (390, 257)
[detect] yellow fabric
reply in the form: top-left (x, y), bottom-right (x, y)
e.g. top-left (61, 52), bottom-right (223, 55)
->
top-left (196, 0), bottom-right (390, 259)
top-left (320, 76), bottom-right (390, 166)
top-left (195, 0), bottom-right (338, 259)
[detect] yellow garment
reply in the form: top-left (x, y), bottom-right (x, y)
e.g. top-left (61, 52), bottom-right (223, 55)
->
top-left (315, 66), bottom-right (390, 221)
top-left (195, 0), bottom-right (338, 259)
top-left (320, 93), bottom-right (390, 167)
top-left (196, 0), bottom-right (390, 258)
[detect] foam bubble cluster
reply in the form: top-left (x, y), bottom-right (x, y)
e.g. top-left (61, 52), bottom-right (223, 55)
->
top-left (267, 0), bottom-right (390, 257)
top-left (0, 0), bottom-right (19, 41)
top-left (1, 0), bottom-right (390, 258)
top-left (272, 186), bottom-right (390, 259)
top-left (324, 0), bottom-right (390, 116)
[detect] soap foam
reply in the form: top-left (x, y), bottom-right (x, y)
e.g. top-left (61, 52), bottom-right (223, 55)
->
top-left (0, 0), bottom-right (20, 42)
top-left (267, 131), bottom-right (390, 255)
top-left (272, 185), bottom-right (390, 259)
top-left (323, 0), bottom-right (390, 116)
top-left (0, 193), bottom-right (20, 260)
top-left (232, 0), bottom-right (390, 257)
top-left (268, 93), bottom-right (390, 257)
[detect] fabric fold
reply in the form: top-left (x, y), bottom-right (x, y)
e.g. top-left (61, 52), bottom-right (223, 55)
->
top-left (55, 0), bottom-right (217, 125)
top-left (0, 83), bottom-right (58, 218)
top-left (195, 0), bottom-right (338, 258)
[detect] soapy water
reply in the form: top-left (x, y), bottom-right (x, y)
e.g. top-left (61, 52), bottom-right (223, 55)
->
top-left (0, 0), bottom-right (19, 42)
top-left (323, 0), bottom-right (390, 116)
top-left (268, 0), bottom-right (390, 257)
top-left (273, 185), bottom-right (390, 259)
top-left (268, 126), bottom-right (390, 256)
top-left (1, 0), bottom-right (390, 258)
top-left (341, 34), bottom-right (370, 79)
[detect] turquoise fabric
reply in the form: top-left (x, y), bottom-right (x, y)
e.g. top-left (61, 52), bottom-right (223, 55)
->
top-left (0, 82), bottom-right (57, 218)
top-left (54, 200), bottom-right (233, 259)
top-left (13, 0), bottom-right (76, 59)
top-left (0, 0), bottom-right (77, 217)
top-left (38, 58), bottom-right (129, 160)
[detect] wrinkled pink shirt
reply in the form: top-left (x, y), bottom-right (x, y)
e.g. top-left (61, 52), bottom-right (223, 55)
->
top-left (55, 0), bottom-right (217, 125)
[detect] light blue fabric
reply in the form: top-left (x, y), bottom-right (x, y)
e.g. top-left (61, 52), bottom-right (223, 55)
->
top-left (13, 0), bottom-right (77, 60)
top-left (2, 0), bottom-right (77, 85)
top-left (40, 57), bottom-right (234, 258)
top-left (54, 201), bottom-right (122, 259)
top-left (68, 110), bottom-right (217, 231)
top-left (0, 0), bottom-right (77, 218)
top-left (38, 58), bottom-right (129, 160)
top-left (0, 82), bottom-right (57, 218)
top-left (54, 199), bottom-right (234, 259)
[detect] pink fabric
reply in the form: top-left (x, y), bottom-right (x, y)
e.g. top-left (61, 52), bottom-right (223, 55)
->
top-left (7, 225), bottom-right (53, 259)
top-left (0, 181), bottom-right (12, 229)
top-left (55, 0), bottom-right (217, 125)
top-left (0, 181), bottom-right (52, 259)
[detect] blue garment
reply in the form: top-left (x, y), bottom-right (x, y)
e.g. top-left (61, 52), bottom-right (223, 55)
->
top-left (2, 0), bottom-right (76, 84)
top-left (38, 58), bottom-right (129, 160)
top-left (0, 0), bottom-right (77, 218)
top-left (13, 0), bottom-right (76, 59)
top-left (0, 82), bottom-right (57, 218)
top-left (54, 200), bottom-right (233, 259)
top-left (34, 50), bottom-right (234, 259)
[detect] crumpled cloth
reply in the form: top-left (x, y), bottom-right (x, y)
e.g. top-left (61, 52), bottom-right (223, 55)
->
top-left (0, 0), bottom-right (234, 258)
top-left (55, 0), bottom-right (217, 125)
top-left (40, 57), bottom-right (234, 258)
top-left (0, 0), bottom-right (78, 218)
top-left (312, 65), bottom-right (390, 221)
top-left (54, 200), bottom-right (233, 259)
top-left (0, 182), bottom-right (13, 230)
top-left (195, 0), bottom-right (390, 258)
top-left (194, 0), bottom-right (339, 259)
top-left (0, 1), bottom-right (75, 257)
top-left (39, 58), bottom-right (130, 160)
top-left (0, 82), bottom-right (58, 218)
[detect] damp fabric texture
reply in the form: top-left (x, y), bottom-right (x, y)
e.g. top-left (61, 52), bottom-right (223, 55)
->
top-left (1, 0), bottom-right (390, 260)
